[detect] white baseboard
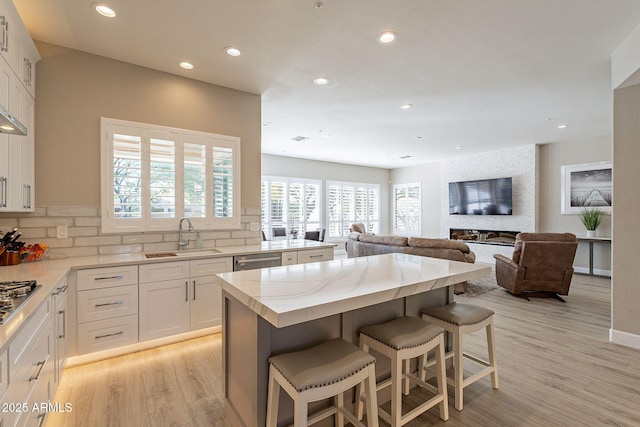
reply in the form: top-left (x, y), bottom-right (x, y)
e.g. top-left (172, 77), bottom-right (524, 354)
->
top-left (609, 328), bottom-right (640, 350)
top-left (574, 266), bottom-right (612, 277)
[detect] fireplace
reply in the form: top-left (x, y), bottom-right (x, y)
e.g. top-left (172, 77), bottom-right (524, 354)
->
top-left (450, 228), bottom-right (520, 246)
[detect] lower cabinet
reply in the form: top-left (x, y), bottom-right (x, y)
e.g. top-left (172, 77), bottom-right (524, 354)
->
top-left (3, 300), bottom-right (54, 427)
top-left (139, 279), bottom-right (190, 341)
top-left (189, 257), bottom-right (233, 330)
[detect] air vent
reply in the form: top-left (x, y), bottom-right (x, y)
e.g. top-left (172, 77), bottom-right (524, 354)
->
top-left (291, 136), bottom-right (310, 142)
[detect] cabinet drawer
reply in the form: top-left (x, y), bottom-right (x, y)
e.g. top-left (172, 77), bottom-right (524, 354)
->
top-left (190, 257), bottom-right (232, 277)
top-left (9, 298), bottom-right (51, 379)
top-left (139, 261), bottom-right (189, 283)
top-left (297, 248), bottom-right (334, 264)
top-left (77, 285), bottom-right (138, 323)
top-left (77, 265), bottom-right (138, 291)
top-left (77, 315), bottom-right (138, 355)
top-left (7, 319), bottom-right (52, 410)
top-left (282, 251), bottom-right (298, 266)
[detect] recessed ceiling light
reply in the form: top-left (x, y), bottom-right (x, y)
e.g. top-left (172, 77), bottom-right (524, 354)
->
top-left (179, 62), bottom-right (194, 70)
top-left (557, 123), bottom-right (569, 129)
top-left (313, 77), bottom-right (330, 86)
top-left (263, 122), bottom-right (272, 126)
top-left (378, 31), bottom-right (397, 44)
top-left (94, 4), bottom-right (116, 18)
top-left (401, 103), bottom-right (413, 109)
top-left (455, 145), bottom-right (464, 150)
top-left (225, 47), bottom-right (241, 57)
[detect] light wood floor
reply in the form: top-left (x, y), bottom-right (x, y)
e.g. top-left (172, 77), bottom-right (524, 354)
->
top-left (47, 274), bottom-right (640, 427)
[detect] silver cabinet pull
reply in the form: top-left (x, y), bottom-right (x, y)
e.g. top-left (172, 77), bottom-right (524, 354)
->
top-left (193, 280), bottom-right (196, 300)
top-left (28, 360), bottom-right (46, 381)
top-left (95, 331), bottom-right (123, 340)
top-left (309, 254), bottom-right (324, 258)
top-left (23, 184), bottom-right (31, 209)
top-left (0, 16), bottom-right (8, 52)
top-left (185, 281), bottom-right (188, 302)
top-left (94, 300), bottom-right (124, 307)
top-left (0, 177), bottom-right (7, 208)
top-left (58, 309), bottom-right (66, 339)
top-left (94, 275), bottom-right (124, 281)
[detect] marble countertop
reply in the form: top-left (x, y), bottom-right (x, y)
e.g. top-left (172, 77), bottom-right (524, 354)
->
top-left (218, 253), bottom-right (492, 328)
top-left (0, 240), bottom-right (335, 347)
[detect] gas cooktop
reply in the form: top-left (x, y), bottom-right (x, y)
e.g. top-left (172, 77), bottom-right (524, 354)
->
top-left (0, 280), bottom-right (41, 324)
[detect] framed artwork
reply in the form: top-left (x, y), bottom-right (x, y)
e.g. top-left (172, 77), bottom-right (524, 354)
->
top-left (561, 161), bottom-right (612, 214)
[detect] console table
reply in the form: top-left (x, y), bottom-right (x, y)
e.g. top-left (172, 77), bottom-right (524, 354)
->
top-left (577, 236), bottom-right (612, 277)
top-left (218, 253), bottom-right (491, 427)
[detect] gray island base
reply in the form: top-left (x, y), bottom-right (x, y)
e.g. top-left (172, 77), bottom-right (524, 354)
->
top-left (218, 253), bottom-right (491, 427)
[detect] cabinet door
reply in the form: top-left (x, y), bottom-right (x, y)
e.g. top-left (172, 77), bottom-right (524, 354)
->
top-left (53, 282), bottom-right (68, 386)
top-left (139, 261), bottom-right (189, 284)
top-left (0, 61), bottom-right (10, 210)
top-left (190, 276), bottom-right (222, 330)
top-left (282, 251), bottom-right (298, 266)
top-left (19, 93), bottom-right (34, 210)
top-left (139, 279), bottom-right (190, 341)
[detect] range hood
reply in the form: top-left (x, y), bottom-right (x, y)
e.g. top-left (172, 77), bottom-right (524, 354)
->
top-left (0, 104), bottom-right (27, 136)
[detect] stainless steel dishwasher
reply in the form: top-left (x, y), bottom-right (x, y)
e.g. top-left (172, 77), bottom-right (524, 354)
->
top-left (233, 252), bottom-right (282, 271)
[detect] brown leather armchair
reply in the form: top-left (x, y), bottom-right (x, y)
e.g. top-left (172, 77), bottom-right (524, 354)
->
top-left (493, 233), bottom-right (578, 301)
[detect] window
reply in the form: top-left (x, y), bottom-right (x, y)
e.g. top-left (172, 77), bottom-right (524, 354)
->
top-left (327, 181), bottom-right (380, 239)
top-left (261, 176), bottom-right (321, 238)
top-left (393, 183), bottom-right (421, 236)
top-left (101, 118), bottom-right (240, 233)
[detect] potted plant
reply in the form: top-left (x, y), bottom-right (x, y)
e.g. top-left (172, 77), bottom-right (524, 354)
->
top-left (580, 208), bottom-right (604, 237)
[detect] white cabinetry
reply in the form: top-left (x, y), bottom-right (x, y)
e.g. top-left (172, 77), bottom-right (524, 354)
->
top-left (52, 280), bottom-right (68, 387)
top-left (297, 247), bottom-right (334, 264)
top-left (139, 261), bottom-right (190, 341)
top-left (76, 265), bottom-right (139, 354)
top-left (282, 251), bottom-right (298, 266)
top-left (0, 0), bottom-right (38, 212)
top-left (139, 258), bottom-right (233, 340)
top-left (3, 299), bottom-right (53, 427)
top-left (190, 257), bottom-right (233, 330)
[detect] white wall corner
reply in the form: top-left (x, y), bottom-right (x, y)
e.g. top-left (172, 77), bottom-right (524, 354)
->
top-left (609, 328), bottom-right (640, 350)
top-left (612, 21), bottom-right (640, 89)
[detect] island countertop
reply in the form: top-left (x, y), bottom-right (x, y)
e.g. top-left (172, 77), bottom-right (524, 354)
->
top-left (218, 252), bottom-right (492, 328)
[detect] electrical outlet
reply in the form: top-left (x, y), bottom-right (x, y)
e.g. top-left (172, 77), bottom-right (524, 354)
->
top-left (250, 222), bottom-right (260, 232)
top-left (56, 225), bottom-right (68, 239)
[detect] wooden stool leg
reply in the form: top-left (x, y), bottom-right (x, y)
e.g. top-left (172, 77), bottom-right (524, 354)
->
top-left (336, 392), bottom-right (344, 427)
top-left (454, 330), bottom-right (464, 411)
top-left (435, 335), bottom-right (449, 421)
top-left (293, 398), bottom-right (307, 427)
top-left (391, 353), bottom-right (402, 427)
top-left (266, 366), bottom-right (280, 427)
top-left (364, 364), bottom-right (380, 427)
top-left (402, 358), bottom-right (410, 395)
top-left (355, 337), bottom-right (369, 420)
top-left (487, 321), bottom-right (499, 389)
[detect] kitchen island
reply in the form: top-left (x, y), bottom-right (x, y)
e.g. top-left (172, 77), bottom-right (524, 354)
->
top-left (218, 252), bottom-right (491, 427)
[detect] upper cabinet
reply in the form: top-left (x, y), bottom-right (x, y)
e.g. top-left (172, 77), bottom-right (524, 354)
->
top-left (0, 0), bottom-right (39, 212)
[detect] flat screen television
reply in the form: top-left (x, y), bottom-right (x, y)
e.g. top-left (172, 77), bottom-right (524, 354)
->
top-left (449, 177), bottom-right (513, 215)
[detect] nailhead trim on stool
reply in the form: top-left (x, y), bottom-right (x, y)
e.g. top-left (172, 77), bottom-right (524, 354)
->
top-left (355, 316), bottom-right (449, 427)
top-left (422, 302), bottom-right (499, 411)
top-left (266, 338), bottom-right (379, 427)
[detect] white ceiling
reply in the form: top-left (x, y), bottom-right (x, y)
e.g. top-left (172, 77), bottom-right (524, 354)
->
top-left (13, 0), bottom-right (640, 169)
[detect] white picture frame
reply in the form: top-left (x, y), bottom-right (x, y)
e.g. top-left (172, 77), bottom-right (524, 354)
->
top-left (561, 161), bottom-right (612, 214)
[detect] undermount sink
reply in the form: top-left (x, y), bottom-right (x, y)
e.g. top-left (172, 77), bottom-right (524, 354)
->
top-left (144, 248), bottom-right (222, 259)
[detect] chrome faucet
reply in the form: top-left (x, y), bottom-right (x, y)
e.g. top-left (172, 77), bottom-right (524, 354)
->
top-left (178, 217), bottom-right (194, 250)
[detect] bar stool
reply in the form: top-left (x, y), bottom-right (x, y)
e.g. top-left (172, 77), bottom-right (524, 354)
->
top-left (421, 302), bottom-right (498, 411)
top-left (355, 316), bottom-right (449, 427)
top-left (266, 337), bottom-right (379, 427)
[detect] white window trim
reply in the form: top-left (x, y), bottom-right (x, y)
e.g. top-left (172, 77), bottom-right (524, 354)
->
top-left (326, 180), bottom-right (380, 240)
top-left (261, 176), bottom-right (322, 236)
top-left (100, 117), bottom-right (241, 233)
top-left (393, 182), bottom-right (421, 236)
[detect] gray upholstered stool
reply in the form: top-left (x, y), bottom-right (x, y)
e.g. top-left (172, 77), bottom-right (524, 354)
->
top-left (355, 316), bottom-right (449, 427)
top-left (421, 302), bottom-right (499, 411)
top-left (266, 337), bottom-right (379, 427)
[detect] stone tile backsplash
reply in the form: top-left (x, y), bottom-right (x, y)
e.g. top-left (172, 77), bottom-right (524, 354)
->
top-left (0, 206), bottom-right (262, 258)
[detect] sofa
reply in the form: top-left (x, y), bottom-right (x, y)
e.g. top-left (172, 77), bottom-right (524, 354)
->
top-left (346, 228), bottom-right (476, 294)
